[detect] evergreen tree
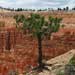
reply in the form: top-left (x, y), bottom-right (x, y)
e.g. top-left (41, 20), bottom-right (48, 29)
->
top-left (14, 13), bottom-right (62, 72)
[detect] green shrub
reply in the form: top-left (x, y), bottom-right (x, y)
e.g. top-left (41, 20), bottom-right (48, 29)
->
top-left (69, 55), bottom-right (75, 65)
top-left (56, 69), bottom-right (64, 75)
top-left (64, 55), bottom-right (75, 75)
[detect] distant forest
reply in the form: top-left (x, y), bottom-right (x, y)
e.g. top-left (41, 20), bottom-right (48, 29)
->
top-left (0, 6), bottom-right (75, 11)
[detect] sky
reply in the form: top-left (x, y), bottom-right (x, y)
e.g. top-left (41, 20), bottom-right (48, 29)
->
top-left (0, 0), bottom-right (75, 9)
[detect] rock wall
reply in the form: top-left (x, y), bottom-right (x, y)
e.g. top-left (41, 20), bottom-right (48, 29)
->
top-left (0, 28), bottom-right (75, 74)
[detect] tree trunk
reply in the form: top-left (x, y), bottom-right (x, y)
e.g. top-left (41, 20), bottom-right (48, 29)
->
top-left (37, 33), bottom-right (43, 67)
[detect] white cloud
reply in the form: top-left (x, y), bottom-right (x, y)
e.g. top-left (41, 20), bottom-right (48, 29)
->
top-left (0, 0), bottom-right (36, 8)
top-left (0, 0), bottom-right (75, 9)
top-left (62, 0), bottom-right (75, 8)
